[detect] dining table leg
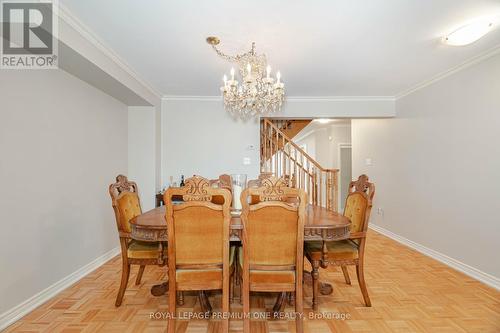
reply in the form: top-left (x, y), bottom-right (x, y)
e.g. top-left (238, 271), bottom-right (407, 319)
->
top-left (199, 291), bottom-right (213, 314)
top-left (272, 292), bottom-right (288, 316)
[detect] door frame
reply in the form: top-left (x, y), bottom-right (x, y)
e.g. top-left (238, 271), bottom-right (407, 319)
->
top-left (337, 143), bottom-right (352, 211)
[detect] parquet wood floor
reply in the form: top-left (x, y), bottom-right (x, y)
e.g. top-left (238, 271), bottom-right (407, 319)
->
top-left (5, 230), bottom-right (500, 332)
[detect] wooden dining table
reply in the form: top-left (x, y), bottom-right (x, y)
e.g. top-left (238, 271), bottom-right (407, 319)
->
top-left (129, 204), bottom-right (351, 306)
top-left (131, 204), bottom-right (350, 243)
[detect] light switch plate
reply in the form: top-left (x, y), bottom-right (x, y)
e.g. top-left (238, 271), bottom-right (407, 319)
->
top-left (365, 158), bottom-right (373, 166)
top-left (243, 157), bottom-right (251, 165)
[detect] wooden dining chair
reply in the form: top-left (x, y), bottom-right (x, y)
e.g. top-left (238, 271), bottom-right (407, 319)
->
top-left (109, 175), bottom-right (167, 307)
top-left (305, 174), bottom-right (375, 309)
top-left (164, 176), bottom-right (233, 333)
top-left (240, 177), bottom-right (306, 333)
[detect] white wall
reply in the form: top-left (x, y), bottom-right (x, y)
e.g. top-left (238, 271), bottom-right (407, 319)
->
top-left (0, 70), bottom-right (127, 317)
top-left (295, 132), bottom-right (316, 161)
top-left (161, 100), bottom-right (260, 185)
top-left (294, 123), bottom-right (351, 169)
top-left (352, 52), bottom-right (500, 280)
top-left (128, 107), bottom-right (156, 211)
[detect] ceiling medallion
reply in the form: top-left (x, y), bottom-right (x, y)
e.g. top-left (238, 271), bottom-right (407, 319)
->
top-left (206, 36), bottom-right (285, 119)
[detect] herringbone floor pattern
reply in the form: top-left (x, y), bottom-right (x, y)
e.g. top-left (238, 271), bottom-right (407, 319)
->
top-left (5, 230), bottom-right (500, 332)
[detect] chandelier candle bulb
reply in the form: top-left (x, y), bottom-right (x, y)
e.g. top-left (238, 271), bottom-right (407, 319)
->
top-left (247, 63), bottom-right (251, 75)
top-left (230, 67), bottom-right (235, 80)
top-left (276, 71), bottom-right (281, 83)
top-left (266, 65), bottom-right (271, 79)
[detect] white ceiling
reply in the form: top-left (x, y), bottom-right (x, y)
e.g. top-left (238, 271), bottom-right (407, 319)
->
top-left (60, 0), bottom-right (500, 97)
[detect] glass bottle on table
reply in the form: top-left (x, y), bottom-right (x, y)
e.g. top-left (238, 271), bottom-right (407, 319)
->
top-left (180, 175), bottom-right (185, 187)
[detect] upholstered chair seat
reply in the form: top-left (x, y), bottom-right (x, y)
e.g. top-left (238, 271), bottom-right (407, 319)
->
top-left (127, 240), bottom-right (168, 259)
top-left (238, 250), bottom-right (296, 289)
top-left (305, 240), bottom-right (359, 261)
top-left (176, 246), bottom-right (236, 288)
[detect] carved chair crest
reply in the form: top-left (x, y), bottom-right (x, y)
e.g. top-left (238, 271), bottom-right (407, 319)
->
top-left (259, 176), bottom-right (289, 201)
top-left (110, 174), bottom-right (138, 199)
top-left (183, 176), bottom-right (212, 202)
top-left (249, 173), bottom-right (292, 189)
top-left (349, 174), bottom-right (375, 202)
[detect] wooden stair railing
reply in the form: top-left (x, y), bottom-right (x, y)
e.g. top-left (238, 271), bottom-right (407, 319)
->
top-left (267, 119), bottom-right (312, 149)
top-left (260, 118), bottom-right (339, 212)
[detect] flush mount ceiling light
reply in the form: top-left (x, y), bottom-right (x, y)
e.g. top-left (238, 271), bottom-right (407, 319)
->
top-left (444, 19), bottom-right (495, 46)
top-left (315, 119), bottom-right (332, 124)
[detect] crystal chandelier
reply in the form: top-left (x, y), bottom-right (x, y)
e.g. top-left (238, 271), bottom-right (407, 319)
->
top-left (206, 36), bottom-right (285, 119)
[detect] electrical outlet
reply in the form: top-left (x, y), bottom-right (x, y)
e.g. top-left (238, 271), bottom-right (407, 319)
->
top-left (377, 207), bottom-right (384, 216)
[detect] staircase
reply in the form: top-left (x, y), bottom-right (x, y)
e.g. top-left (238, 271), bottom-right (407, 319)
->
top-left (260, 118), bottom-right (339, 212)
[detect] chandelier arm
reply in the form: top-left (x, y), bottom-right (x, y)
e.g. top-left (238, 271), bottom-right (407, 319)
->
top-left (211, 45), bottom-right (253, 63)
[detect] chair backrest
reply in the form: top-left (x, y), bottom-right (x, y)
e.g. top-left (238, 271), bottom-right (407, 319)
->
top-left (241, 177), bottom-right (306, 269)
top-left (109, 175), bottom-right (142, 234)
top-left (210, 174), bottom-right (232, 205)
top-left (164, 176), bottom-right (231, 267)
top-left (248, 173), bottom-right (294, 204)
top-left (343, 174), bottom-right (375, 234)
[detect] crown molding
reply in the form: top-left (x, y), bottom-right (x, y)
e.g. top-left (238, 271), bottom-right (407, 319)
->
top-left (162, 95), bottom-right (395, 102)
top-left (286, 96), bottom-right (396, 102)
top-left (57, 4), bottom-right (162, 100)
top-left (162, 95), bottom-right (222, 101)
top-left (396, 43), bottom-right (500, 100)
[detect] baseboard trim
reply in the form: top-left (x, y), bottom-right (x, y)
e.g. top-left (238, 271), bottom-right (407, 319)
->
top-left (369, 224), bottom-right (500, 291)
top-left (0, 246), bottom-right (120, 331)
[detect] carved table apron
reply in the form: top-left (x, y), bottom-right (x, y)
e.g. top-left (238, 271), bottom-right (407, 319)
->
top-left (130, 205), bottom-right (351, 299)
